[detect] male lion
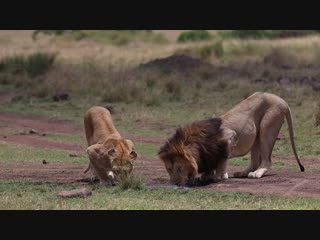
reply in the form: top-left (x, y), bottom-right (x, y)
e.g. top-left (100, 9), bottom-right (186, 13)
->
top-left (159, 92), bottom-right (304, 186)
top-left (83, 106), bottom-right (137, 186)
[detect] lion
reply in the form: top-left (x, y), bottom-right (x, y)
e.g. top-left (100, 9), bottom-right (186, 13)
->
top-left (83, 106), bottom-right (137, 186)
top-left (158, 92), bottom-right (304, 186)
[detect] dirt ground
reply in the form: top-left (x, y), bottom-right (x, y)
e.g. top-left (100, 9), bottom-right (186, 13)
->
top-left (1, 99), bottom-right (320, 199)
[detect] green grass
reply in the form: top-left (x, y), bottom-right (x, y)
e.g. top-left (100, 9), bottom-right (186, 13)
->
top-left (0, 142), bottom-right (86, 164)
top-left (45, 133), bottom-right (86, 145)
top-left (1, 180), bottom-right (320, 210)
top-left (2, 83), bottom-right (320, 158)
top-left (220, 30), bottom-right (320, 40)
top-left (134, 143), bottom-right (159, 158)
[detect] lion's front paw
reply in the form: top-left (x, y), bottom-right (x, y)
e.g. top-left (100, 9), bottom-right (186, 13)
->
top-left (222, 172), bottom-right (229, 180)
top-left (215, 173), bottom-right (229, 181)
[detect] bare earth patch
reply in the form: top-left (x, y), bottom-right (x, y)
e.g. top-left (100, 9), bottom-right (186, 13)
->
top-left (0, 111), bottom-right (163, 146)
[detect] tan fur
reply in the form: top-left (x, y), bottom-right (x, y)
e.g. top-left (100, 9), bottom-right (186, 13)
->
top-left (221, 92), bottom-right (304, 179)
top-left (84, 106), bottom-right (137, 186)
top-left (159, 92), bottom-right (304, 186)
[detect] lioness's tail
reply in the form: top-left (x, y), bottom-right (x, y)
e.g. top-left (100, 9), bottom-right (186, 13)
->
top-left (285, 106), bottom-right (305, 172)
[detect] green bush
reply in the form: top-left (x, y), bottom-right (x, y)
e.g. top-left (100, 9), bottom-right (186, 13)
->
top-left (0, 52), bottom-right (56, 77)
top-left (25, 52), bottom-right (56, 77)
top-left (117, 174), bottom-right (145, 190)
top-left (221, 30), bottom-right (320, 39)
top-left (32, 30), bottom-right (66, 40)
top-left (32, 30), bottom-right (168, 46)
top-left (177, 30), bottom-right (211, 43)
top-left (174, 41), bottom-right (224, 60)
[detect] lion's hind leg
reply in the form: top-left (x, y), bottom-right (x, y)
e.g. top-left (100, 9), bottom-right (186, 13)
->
top-left (248, 111), bottom-right (284, 179)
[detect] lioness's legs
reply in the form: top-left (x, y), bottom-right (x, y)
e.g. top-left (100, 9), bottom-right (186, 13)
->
top-left (233, 139), bottom-right (261, 178)
top-left (248, 112), bottom-right (284, 178)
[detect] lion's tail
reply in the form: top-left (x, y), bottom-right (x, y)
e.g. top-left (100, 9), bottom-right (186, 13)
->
top-left (285, 106), bottom-right (305, 172)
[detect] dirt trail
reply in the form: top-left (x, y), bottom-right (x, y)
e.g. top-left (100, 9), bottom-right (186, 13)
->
top-left (2, 135), bottom-right (85, 154)
top-left (2, 109), bottom-right (320, 199)
top-left (0, 112), bottom-right (163, 146)
top-left (198, 166), bottom-right (320, 198)
top-left (0, 155), bottom-right (166, 186)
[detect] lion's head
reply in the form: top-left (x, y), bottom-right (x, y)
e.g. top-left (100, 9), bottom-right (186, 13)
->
top-left (86, 138), bottom-right (137, 179)
top-left (158, 118), bottom-right (229, 186)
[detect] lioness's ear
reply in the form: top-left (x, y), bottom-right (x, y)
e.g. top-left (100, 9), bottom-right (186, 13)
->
top-left (86, 144), bottom-right (103, 159)
top-left (126, 139), bottom-right (134, 149)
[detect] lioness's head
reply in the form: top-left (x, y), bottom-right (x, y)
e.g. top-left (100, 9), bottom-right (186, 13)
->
top-left (159, 118), bottom-right (229, 187)
top-left (86, 138), bottom-right (137, 178)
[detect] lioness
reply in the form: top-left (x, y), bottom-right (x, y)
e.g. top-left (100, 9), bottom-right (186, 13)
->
top-left (84, 106), bottom-right (137, 186)
top-left (159, 92), bottom-right (304, 186)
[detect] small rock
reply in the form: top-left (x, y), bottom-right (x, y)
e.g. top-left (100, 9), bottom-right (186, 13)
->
top-left (3, 136), bottom-right (7, 139)
top-left (29, 129), bottom-right (38, 134)
top-left (281, 64), bottom-right (291, 69)
top-left (69, 154), bottom-right (78, 157)
top-left (41, 133), bottom-right (47, 136)
top-left (278, 77), bottom-right (294, 86)
top-left (53, 92), bottom-right (69, 102)
top-left (57, 188), bottom-right (92, 198)
top-left (299, 76), bottom-right (316, 85)
top-left (42, 160), bottom-right (48, 164)
top-left (254, 79), bottom-right (267, 84)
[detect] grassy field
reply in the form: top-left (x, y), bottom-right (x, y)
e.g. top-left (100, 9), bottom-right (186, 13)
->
top-left (2, 180), bottom-right (320, 210)
top-left (2, 30), bottom-right (320, 209)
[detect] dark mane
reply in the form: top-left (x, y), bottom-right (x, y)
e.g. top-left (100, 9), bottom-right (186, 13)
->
top-left (158, 118), bottom-right (228, 173)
